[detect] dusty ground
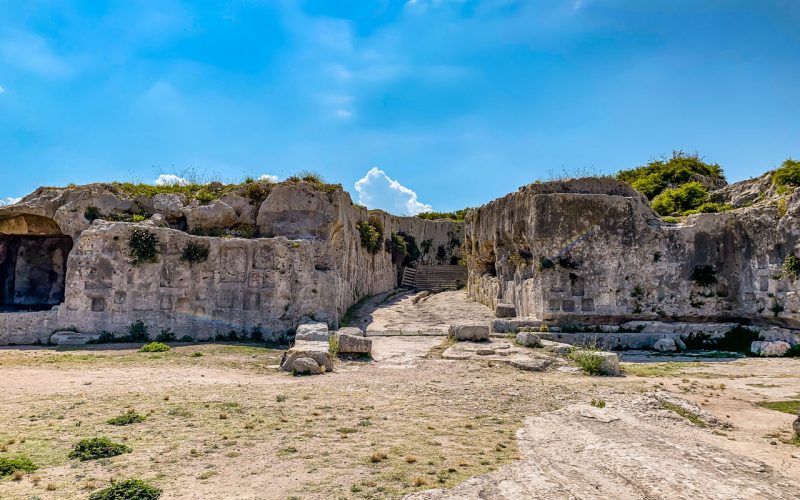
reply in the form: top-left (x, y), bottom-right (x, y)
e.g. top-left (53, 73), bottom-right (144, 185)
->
top-left (1, 291), bottom-right (800, 499)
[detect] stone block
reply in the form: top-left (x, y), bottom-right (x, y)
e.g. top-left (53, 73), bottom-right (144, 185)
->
top-left (516, 332), bottom-right (542, 348)
top-left (338, 333), bottom-right (372, 354)
top-left (751, 340), bottom-right (791, 357)
top-left (495, 303), bottom-right (517, 318)
top-left (448, 323), bottom-right (490, 341)
top-left (50, 331), bottom-right (100, 345)
top-left (295, 321), bottom-right (329, 341)
top-left (280, 340), bottom-right (333, 372)
top-left (292, 357), bottom-right (322, 375)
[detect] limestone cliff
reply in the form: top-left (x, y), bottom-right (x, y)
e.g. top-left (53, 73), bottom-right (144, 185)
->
top-left (0, 181), bottom-right (462, 344)
top-left (466, 177), bottom-right (800, 328)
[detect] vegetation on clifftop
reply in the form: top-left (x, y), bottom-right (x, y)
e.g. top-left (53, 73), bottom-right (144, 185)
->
top-left (416, 208), bottom-right (470, 221)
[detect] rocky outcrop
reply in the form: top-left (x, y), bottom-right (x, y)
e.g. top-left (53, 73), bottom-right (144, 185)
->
top-left (0, 181), bottom-right (463, 344)
top-left (466, 177), bottom-right (800, 329)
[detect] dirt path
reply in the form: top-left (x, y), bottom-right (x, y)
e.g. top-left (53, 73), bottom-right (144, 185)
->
top-left (408, 398), bottom-right (800, 499)
top-left (348, 290), bottom-right (494, 334)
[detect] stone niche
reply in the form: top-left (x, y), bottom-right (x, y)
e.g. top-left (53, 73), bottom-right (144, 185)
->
top-left (0, 215), bottom-right (73, 312)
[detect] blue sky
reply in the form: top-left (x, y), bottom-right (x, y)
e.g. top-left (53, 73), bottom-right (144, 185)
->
top-left (1, 1), bottom-right (799, 214)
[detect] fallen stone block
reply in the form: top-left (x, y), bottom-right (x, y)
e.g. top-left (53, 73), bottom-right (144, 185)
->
top-left (295, 322), bottom-right (330, 341)
top-left (448, 323), bottom-right (490, 341)
top-left (337, 333), bottom-right (372, 354)
top-left (281, 340), bottom-right (333, 372)
top-left (570, 350), bottom-right (620, 376)
top-left (654, 337), bottom-right (680, 353)
top-left (516, 332), bottom-right (542, 348)
top-left (292, 357), bottom-right (322, 375)
top-left (495, 303), bottom-right (517, 318)
top-left (49, 332), bottom-right (100, 345)
top-left (751, 340), bottom-right (791, 357)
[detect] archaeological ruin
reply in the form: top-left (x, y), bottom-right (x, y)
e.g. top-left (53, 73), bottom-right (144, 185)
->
top-left (1, 162), bottom-right (799, 354)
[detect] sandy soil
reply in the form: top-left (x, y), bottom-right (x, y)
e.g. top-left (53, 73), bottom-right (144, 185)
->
top-left (1, 292), bottom-right (800, 499)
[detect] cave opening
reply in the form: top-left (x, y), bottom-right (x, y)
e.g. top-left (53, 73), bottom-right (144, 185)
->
top-left (0, 235), bottom-right (73, 312)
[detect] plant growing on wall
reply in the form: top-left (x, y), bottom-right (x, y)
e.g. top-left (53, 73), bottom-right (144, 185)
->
top-left (690, 265), bottom-right (717, 287)
top-left (180, 242), bottom-right (210, 264)
top-left (783, 255), bottom-right (800, 280)
top-left (129, 228), bottom-right (159, 265)
top-left (356, 216), bottom-right (384, 254)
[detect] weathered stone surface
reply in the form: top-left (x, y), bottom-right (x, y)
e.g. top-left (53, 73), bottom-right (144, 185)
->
top-left (448, 323), bottom-right (490, 341)
top-left (281, 340), bottom-right (333, 372)
top-left (338, 333), bottom-right (372, 354)
top-left (49, 331), bottom-right (101, 345)
top-left (515, 332), bottom-right (542, 348)
top-left (296, 322), bottom-right (330, 341)
top-left (794, 414), bottom-right (800, 437)
top-left (291, 357), bottom-right (322, 375)
top-left (183, 200), bottom-right (238, 230)
top-left (336, 327), bottom-right (365, 337)
top-left (495, 303), bottom-right (516, 318)
top-left (653, 337), bottom-right (680, 352)
top-left (751, 340), bottom-right (791, 357)
top-left (476, 348), bottom-right (495, 355)
top-left (466, 176), bottom-right (800, 330)
top-left (152, 194), bottom-right (186, 220)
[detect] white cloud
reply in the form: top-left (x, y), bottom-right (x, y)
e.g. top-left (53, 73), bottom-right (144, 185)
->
top-left (354, 167), bottom-right (433, 216)
top-left (0, 197), bottom-right (21, 207)
top-left (259, 174), bottom-right (279, 182)
top-left (153, 174), bottom-right (189, 186)
top-left (0, 85), bottom-right (5, 93)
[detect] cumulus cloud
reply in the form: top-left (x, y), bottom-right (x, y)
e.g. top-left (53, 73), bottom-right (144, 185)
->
top-left (354, 167), bottom-right (433, 216)
top-left (0, 197), bottom-right (21, 207)
top-left (259, 174), bottom-right (279, 182)
top-left (154, 174), bottom-right (189, 186)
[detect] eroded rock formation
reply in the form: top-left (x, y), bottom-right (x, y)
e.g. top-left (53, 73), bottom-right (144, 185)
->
top-left (0, 181), bottom-right (462, 344)
top-left (465, 176), bottom-right (800, 328)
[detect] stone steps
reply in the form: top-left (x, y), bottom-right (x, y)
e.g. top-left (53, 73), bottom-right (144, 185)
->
top-left (404, 264), bottom-right (467, 291)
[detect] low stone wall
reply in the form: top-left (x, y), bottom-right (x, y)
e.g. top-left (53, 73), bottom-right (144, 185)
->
top-left (0, 309), bottom-right (58, 344)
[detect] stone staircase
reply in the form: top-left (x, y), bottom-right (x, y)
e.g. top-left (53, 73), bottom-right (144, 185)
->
top-left (401, 264), bottom-right (467, 292)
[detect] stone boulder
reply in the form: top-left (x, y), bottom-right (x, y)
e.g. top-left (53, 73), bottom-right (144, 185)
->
top-left (338, 333), bottom-right (372, 355)
top-left (516, 332), bottom-right (542, 348)
top-left (292, 357), bottom-right (322, 375)
top-left (495, 303), bottom-right (517, 318)
top-left (448, 323), bottom-right (490, 342)
top-left (183, 200), bottom-right (238, 230)
top-left (751, 340), bottom-right (791, 357)
top-left (295, 322), bottom-right (330, 341)
top-left (653, 337), bottom-right (684, 353)
top-left (596, 351), bottom-right (621, 376)
top-left (49, 331), bottom-right (100, 345)
top-left (280, 340), bottom-right (333, 372)
top-left (151, 193), bottom-right (186, 220)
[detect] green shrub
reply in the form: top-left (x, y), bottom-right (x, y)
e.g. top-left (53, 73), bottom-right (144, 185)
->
top-left (617, 151), bottom-right (724, 200)
top-left (772, 159), bottom-right (800, 189)
top-left (681, 202), bottom-right (732, 216)
top-left (329, 335), bottom-right (340, 356)
top-left (140, 342), bottom-right (170, 353)
top-left (357, 217), bottom-right (384, 254)
top-left (590, 399), bottom-right (606, 408)
top-left (89, 479), bottom-right (162, 500)
top-left (107, 410), bottom-right (146, 426)
top-left (85, 205), bottom-right (101, 222)
top-left (650, 182), bottom-right (710, 216)
top-left (389, 233), bottom-right (407, 256)
top-left (690, 265), bottom-right (717, 287)
top-left (784, 255), bottom-right (800, 280)
top-left (96, 331), bottom-right (115, 344)
top-left (129, 228), bottom-right (159, 265)
top-left (661, 216), bottom-right (679, 223)
top-left (416, 209), bottom-right (470, 221)
top-left (718, 325), bottom-right (762, 353)
top-left (0, 456), bottom-right (37, 477)
top-left (570, 349), bottom-right (606, 375)
top-left (180, 242), bottom-right (209, 264)
top-left (128, 321), bottom-right (149, 342)
top-left (69, 437), bottom-right (131, 461)
top-left (155, 329), bottom-right (175, 342)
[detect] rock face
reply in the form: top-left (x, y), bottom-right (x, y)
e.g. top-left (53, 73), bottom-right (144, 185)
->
top-left (448, 323), bottom-right (490, 341)
top-left (750, 340), bottom-right (791, 357)
top-left (466, 176), bottom-right (800, 329)
top-left (0, 181), bottom-right (463, 344)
